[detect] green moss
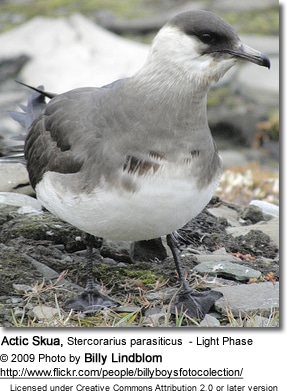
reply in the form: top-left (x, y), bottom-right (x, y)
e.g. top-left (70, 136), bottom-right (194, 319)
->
top-left (66, 260), bottom-right (163, 297)
top-left (222, 7), bottom-right (279, 35)
top-left (125, 268), bottom-right (161, 285)
top-left (98, 264), bottom-right (161, 287)
top-left (2, 1), bottom-right (279, 36)
top-left (0, 0), bottom-right (148, 32)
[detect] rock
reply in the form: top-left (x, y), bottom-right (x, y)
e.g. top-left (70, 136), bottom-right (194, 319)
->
top-left (101, 257), bottom-right (118, 267)
top-left (131, 238), bottom-right (168, 262)
top-left (0, 163), bottom-right (31, 193)
top-left (214, 281), bottom-right (279, 317)
top-left (0, 191), bottom-right (42, 211)
top-left (10, 296), bottom-right (25, 304)
top-left (226, 218), bottom-right (279, 247)
top-left (0, 14), bottom-right (148, 92)
top-left (101, 239), bottom-right (132, 263)
top-left (207, 204), bottom-right (241, 227)
top-left (249, 200), bottom-right (279, 218)
top-left (193, 253), bottom-right (242, 264)
top-left (200, 314), bottom-right (221, 327)
top-left (240, 204), bottom-right (265, 224)
top-left (115, 305), bottom-right (142, 313)
top-left (12, 283), bottom-right (33, 293)
top-left (0, 211), bottom-right (85, 252)
top-left (245, 314), bottom-right (279, 327)
top-left (146, 288), bottom-right (178, 302)
top-left (0, 54), bottom-right (30, 82)
top-left (33, 305), bottom-right (59, 320)
top-left (24, 254), bottom-right (61, 282)
top-left (143, 307), bottom-right (166, 327)
top-left (193, 260), bottom-right (261, 281)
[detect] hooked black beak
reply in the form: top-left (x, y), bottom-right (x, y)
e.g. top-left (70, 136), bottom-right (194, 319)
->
top-left (229, 42), bottom-right (271, 68)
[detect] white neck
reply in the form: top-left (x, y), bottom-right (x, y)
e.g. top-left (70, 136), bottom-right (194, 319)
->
top-left (134, 25), bottom-right (237, 95)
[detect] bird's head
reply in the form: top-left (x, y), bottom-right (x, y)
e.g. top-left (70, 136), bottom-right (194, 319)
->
top-left (148, 10), bottom-right (270, 88)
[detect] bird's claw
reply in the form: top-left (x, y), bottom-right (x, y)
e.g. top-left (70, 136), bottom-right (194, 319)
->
top-left (64, 289), bottom-right (119, 313)
top-left (171, 289), bottom-right (223, 320)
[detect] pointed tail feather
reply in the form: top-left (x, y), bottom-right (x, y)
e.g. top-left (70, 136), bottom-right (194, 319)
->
top-left (3, 82), bottom-right (56, 162)
top-left (8, 83), bottom-right (52, 133)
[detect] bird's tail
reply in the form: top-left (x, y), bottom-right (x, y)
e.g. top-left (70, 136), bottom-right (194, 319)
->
top-left (1, 82), bottom-right (55, 163)
top-left (8, 81), bottom-right (55, 133)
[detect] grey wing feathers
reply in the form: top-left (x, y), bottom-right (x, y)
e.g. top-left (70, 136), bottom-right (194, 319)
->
top-left (8, 86), bottom-right (47, 133)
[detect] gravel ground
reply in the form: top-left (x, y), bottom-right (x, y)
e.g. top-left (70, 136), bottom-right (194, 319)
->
top-left (0, 197), bottom-right (279, 327)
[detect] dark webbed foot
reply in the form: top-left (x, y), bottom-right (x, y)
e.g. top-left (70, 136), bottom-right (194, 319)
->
top-left (166, 233), bottom-right (222, 321)
top-left (64, 233), bottom-right (119, 313)
top-left (65, 289), bottom-right (119, 313)
top-left (171, 289), bottom-right (223, 319)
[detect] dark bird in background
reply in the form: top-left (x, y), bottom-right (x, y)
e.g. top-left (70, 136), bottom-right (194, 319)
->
top-left (10, 10), bottom-right (270, 320)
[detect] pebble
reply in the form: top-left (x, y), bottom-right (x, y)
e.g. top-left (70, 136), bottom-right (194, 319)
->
top-left (245, 314), bottom-right (279, 327)
top-left (10, 296), bottom-right (24, 304)
top-left (102, 257), bottom-right (118, 266)
top-left (0, 163), bottom-right (31, 194)
top-left (193, 253), bottom-right (243, 264)
top-left (24, 254), bottom-right (60, 281)
top-left (250, 199), bottom-right (279, 218)
top-left (143, 307), bottom-right (167, 327)
top-left (0, 191), bottom-right (42, 211)
top-left (12, 283), bottom-right (34, 293)
top-left (193, 260), bottom-right (261, 281)
top-left (240, 204), bottom-right (265, 223)
top-left (102, 239), bottom-right (132, 263)
top-left (226, 217), bottom-right (279, 247)
top-left (33, 305), bottom-right (59, 320)
top-left (214, 282), bottom-right (279, 317)
top-left (0, 14), bottom-right (148, 93)
top-left (25, 254), bottom-right (84, 295)
top-left (146, 288), bottom-right (178, 302)
top-left (200, 314), bottom-right (221, 328)
top-left (207, 205), bottom-right (241, 227)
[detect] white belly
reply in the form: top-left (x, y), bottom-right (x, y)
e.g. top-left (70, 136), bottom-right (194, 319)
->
top-left (36, 167), bottom-right (220, 241)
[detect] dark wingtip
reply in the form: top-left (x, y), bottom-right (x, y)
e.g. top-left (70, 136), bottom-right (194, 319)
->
top-left (15, 80), bottom-right (57, 99)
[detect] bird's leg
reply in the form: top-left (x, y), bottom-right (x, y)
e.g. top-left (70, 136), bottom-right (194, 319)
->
top-left (166, 233), bottom-right (222, 320)
top-left (83, 233), bottom-right (100, 291)
top-left (64, 233), bottom-right (119, 313)
top-left (166, 233), bottom-right (191, 291)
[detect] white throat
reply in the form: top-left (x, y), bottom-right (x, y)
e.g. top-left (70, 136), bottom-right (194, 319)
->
top-left (137, 26), bottom-right (237, 91)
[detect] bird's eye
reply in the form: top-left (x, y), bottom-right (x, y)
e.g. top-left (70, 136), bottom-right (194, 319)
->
top-left (200, 33), bottom-right (216, 44)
